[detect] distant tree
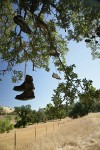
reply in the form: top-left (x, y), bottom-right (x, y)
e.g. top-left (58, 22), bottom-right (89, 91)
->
top-left (68, 102), bottom-right (83, 118)
top-left (92, 89), bottom-right (100, 112)
top-left (52, 67), bottom-right (100, 118)
top-left (45, 103), bottom-right (55, 120)
top-left (79, 80), bottom-right (97, 114)
top-left (14, 105), bottom-right (33, 128)
top-left (51, 91), bottom-right (66, 119)
top-left (0, 107), bottom-right (3, 115)
top-left (0, 107), bottom-right (6, 115)
top-left (69, 85), bottom-right (100, 118)
top-left (34, 108), bottom-right (47, 123)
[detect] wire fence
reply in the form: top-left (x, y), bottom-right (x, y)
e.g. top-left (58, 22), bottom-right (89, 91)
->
top-left (0, 119), bottom-right (69, 150)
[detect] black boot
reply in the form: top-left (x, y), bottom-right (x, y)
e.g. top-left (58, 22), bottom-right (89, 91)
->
top-left (95, 26), bottom-right (100, 37)
top-left (13, 75), bottom-right (35, 91)
top-left (36, 17), bottom-right (48, 30)
top-left (13, 15), bottom-right (32, 35)
top-left (15, 89), bottom-right (35, 100)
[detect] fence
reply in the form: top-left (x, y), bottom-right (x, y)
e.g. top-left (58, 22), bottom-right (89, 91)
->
top-left (0, 119), bottom-right (70, 150)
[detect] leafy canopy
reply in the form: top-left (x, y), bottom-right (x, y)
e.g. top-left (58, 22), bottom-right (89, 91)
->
top-left (0, 0), bottom-right (100, 81)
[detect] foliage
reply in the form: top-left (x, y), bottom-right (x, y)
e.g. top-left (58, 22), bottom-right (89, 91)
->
top-left (51, 64), bottom-right (82, 105)
top-left (68, 102), bottom-right (84, 118)
top-left (45, 103), bottom-right (55, 120)
top-left (0, 107), bottom-right (4, 115)
top-left (0, 118), bottom-right (14, 133)
top-left (14, 105), bottom-right (34, 128)
top-left (68, 88), bottom-right (100, 118)
top-left (3, 95), bottom-right (100, 130)
top-left (51, 61), bottom-right (100, 118)
top-left (51, 92), bottom-right (66, 119)
top-left (5, 115), bottom-right (12, 121)
top-left (0, 0), bottom-right (100, 113)
top-left (33, 108), bottom-right (47, 123)
top-left (79, 85), bottom-right (99, 114)
top-left (0, 107), bottom-right (8, 115)
top-left (0, 0), bottom-right (68, 81)
top-left (14, 105), bottom-right (47, 127)
top-left (0, 0), bottom-right (100, 81)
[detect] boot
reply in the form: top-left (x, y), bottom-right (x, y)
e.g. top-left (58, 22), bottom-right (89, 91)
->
top-left (36, 17), bottom-right (48, 30)
top-left (49, 49), bottom-right (60, 57)
top-left (13, 15), bottom-right (32, 35)
top-left (95, 26), bottom-right (100, 37)
top-left (13, 75), bottom-right (35, 91)
top-left (25, 75), bottom-right (33, 82)
top-left (85, 39), bottom-right (91, 43)
top-left (15, 89), bottom-right (35, 100)
top-left (52, 73), bottom-right (61, 80)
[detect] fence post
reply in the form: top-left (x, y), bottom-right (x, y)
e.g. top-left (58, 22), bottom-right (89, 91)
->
top-left (35, 127), bottom-right (37, 141)
top-left (46, 126), bottom-right (47, 135)
top-left (58, 122), bottom-right (59, 128)
top-left (53, 124), bottom-right (54, 131)
top-left (14, 131), bottom-right (16, 150)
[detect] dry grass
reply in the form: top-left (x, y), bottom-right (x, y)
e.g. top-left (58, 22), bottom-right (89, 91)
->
top-left (0, 113), bottom-right (100, 150)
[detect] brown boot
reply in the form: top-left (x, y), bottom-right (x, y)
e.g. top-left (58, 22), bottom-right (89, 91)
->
top-left (15, 89), bottom-right (35, 100)
top-left (25, 75), bottom-right (33, 82)
top-left (13, 75), bottom-right (35, 91)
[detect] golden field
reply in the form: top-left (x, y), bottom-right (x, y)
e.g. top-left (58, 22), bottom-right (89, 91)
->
top-left (0, 113), bottom-right (100, 150)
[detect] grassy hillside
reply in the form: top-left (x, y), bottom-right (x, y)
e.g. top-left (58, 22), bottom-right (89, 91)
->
top-left (0, 113), bottom-right (100, 150)
top-left (0, 106), bottom-right (14, 114)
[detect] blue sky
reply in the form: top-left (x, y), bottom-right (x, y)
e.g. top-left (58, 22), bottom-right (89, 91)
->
top-left (0, 38), bottom-right (100, 110)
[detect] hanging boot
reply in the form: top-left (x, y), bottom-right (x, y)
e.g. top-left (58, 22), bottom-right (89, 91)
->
top-left (13, 15), bottom-right (32, 34)
top-left (49, 49), bottom-right (60, 57)
top-left (95, 26), bottom-right (100, 37)
top-left (36, 17), bottom-right (48, 30)
top-left (85, 39), bottom-right (91, 43)
top-left (13, 75), bottom-right (35, 91)
top-left (15, 89), bottom-right (35, 100)
top-left (52, 73), bottom-right (61, 80)
top-left (24, 75), bottom-right (33, 82)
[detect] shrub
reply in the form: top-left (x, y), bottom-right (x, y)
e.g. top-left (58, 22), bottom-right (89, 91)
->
top-left (6, 124), bottom-right (14, 133)
top-left (92, 100), bottom-right (100, 112)
top-left (68, 102), bottom-right (86, 119)
top-left (14, 120), bottom-right (23, 128)
top-left (6, 115), bottom-right (12, 121)
top-left (0, 121), bottom-right (6, 133)
top-left (0, 118), bottom-right (14, 133)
